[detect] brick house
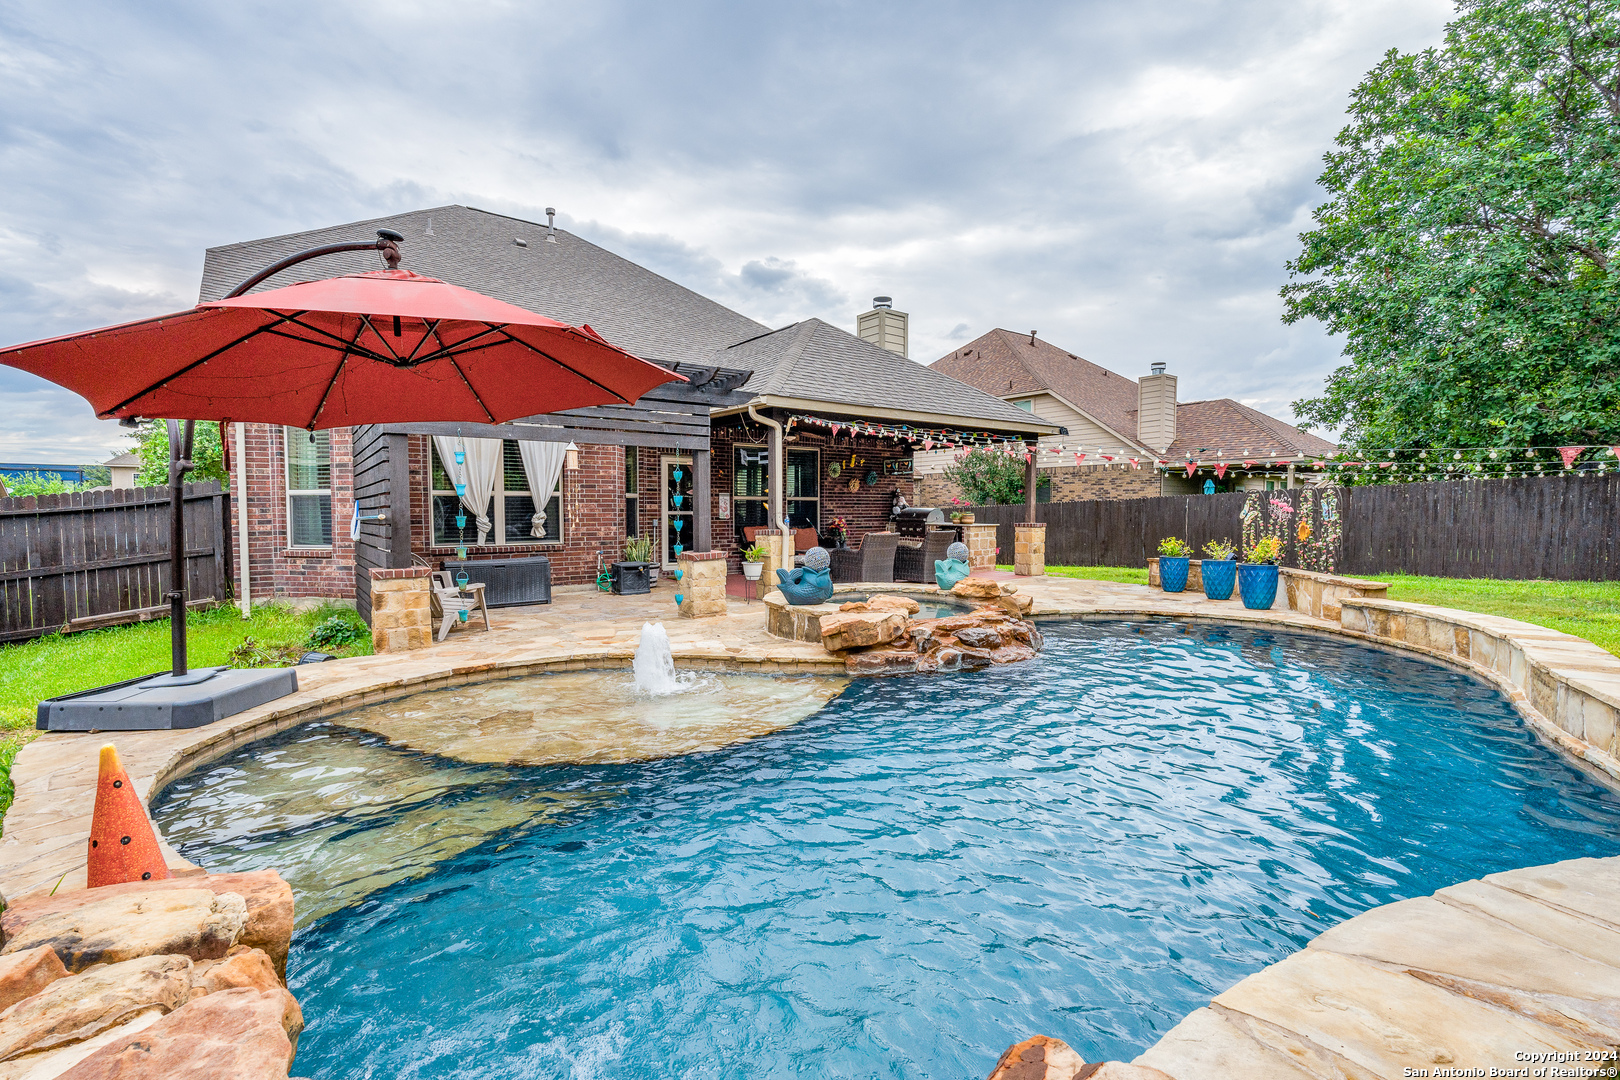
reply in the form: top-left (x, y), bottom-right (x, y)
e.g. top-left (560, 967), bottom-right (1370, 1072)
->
top-left (915, 328), bottom-right (1337, 503)
top-left (207, 207), bottom-right (1052, 609)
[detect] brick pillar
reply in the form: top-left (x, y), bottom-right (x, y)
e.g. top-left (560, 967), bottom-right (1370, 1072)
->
top-left (370, 567), bottom-right (433, 652)
top-left (677, 550), bottom-right (728, 618)
top-left (963, 523), bottom-right (999, 569)
top-left (1014, 523), bottom-right (1046, 577)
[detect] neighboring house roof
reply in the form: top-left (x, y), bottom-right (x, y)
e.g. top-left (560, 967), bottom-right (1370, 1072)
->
top-left (930, 329), bottom-right (1143, 445)
top-left (198, 205), bottom-right (768, 368)
top-left (102, 453), bottom-right (141, 468)
top-left (1159, 399), bottom-right (1338, 461)
top-left (930, 328), bottom-right (1338, 460)
top-left (717, 319), bottom-right (1057, 435)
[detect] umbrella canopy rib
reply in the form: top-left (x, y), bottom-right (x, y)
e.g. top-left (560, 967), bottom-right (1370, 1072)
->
top-left (101, 312), bottom-right (302, 417)
top-left (491, 327), bottom-right (631, 404)
top-left (447, 355), bottom-right (497, 422)
top-left (306, 315), bottom-right (371, 430)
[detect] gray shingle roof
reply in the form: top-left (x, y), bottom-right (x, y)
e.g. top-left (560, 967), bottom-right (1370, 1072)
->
top-left (201, 207), bottom-right (1051, 433)
top-left (198, 205), bottom-right (767, 367)
top-left (722, 319), bottom-right (1054, 433)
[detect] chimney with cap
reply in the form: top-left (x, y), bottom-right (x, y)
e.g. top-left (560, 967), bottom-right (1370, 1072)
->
top-left (1137, 362), bottom-right (1177, 452)
top-left (856, 296), bottom-right (908, 358)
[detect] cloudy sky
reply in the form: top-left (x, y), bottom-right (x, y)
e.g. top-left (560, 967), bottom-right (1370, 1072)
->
top-left (0, 0), bottom-right (1453, 463)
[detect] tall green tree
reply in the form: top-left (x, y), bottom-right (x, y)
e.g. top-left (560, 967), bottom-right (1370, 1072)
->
top-left (942, 447), bottom-right (1048, 505)
top-left (1284, 0), bottom-right (1620, 450)
top-left (130, 421), bottom-right (229, 488)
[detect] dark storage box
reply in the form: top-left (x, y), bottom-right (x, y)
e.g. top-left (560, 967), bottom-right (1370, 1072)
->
top-left (610, 561), bottom-right (652, 595)
top-left (440, 556), bottom-right (551, 607)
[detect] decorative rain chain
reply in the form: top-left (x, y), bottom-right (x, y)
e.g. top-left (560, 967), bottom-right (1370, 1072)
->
top-left (672, 464), bottom-right (686, 606)
top-left (453, 435), bottom-right (469, 561)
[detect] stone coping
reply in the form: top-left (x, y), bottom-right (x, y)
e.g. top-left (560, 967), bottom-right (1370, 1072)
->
top-left (1134, 855), bottom-right (1620, 1077)
top-left (5, 578), bottom-right (1620, 1079)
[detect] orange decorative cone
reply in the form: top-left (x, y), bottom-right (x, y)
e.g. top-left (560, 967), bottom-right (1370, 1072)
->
top-left (87, 745), bottom-right (171, 888)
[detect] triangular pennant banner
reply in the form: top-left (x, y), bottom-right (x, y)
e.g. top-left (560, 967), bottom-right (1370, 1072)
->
top-left (1560, 445), bottom-right (1586, 468)
top-left (1184, 462), bottom-right (1197, 478)
top-left (1214, 463), bottom-right (1227, 479)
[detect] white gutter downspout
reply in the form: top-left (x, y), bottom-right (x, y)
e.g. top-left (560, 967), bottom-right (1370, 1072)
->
top-left (747, 404), bottom-right (792, 543)
top-left (235, 422), bottom-right (250, 618)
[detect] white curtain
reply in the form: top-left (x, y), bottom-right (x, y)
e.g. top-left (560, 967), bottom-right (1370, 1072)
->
top-left (517, 441), bottom-right (567, 538)
top-left (433, 435), bottom-right (503, 544)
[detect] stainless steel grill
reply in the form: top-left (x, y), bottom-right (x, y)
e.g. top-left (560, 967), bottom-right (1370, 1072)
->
top-left (890, 507), bottom-right (946, 538)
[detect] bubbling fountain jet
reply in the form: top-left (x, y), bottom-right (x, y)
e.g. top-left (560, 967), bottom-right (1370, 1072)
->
top-left (632, 622), bottom-right (691, 696)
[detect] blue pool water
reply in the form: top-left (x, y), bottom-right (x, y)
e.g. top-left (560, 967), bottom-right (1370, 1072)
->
top-left (154, 622), bottom-right (1620, 1079)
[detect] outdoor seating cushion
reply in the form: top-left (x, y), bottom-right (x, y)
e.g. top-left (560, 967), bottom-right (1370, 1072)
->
top-left (741, 526), bottom-right (818, 554)
top-left (776, 565), bottom-right (833, 606)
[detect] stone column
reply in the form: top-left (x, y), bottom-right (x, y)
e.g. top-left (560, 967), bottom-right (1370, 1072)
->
top-left (370, 567), bottom-right (433, 652)
top-left (1014, 522), bottom-right (1046, 576)
top-left (758, 532), bottom-right (786, 586)
top-left (963, 522), bottom-right (999, 569)
top-left (677, 550), bottom-right (729, 618)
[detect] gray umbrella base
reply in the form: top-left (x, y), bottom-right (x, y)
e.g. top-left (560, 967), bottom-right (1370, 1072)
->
top-left (36, 667), bottom-right (298, 732)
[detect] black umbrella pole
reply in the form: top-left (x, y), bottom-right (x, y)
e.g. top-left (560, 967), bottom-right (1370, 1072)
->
top-left (167, 420), bottom-right (196, 676)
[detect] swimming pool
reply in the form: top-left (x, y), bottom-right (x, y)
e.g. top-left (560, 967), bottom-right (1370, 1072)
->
top-left (152, 621), bottom-right (1620, 1079)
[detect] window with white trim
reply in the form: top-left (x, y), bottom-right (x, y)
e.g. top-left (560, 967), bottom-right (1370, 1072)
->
top-left (284, 427), bottom-right (331, 547)
top-left (430, 440), bottom-right (561, 546)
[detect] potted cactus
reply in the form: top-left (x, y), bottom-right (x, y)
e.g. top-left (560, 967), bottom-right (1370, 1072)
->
top-left (1157, 536), bottom-right (1192, 593)
top-left (1200, 539), bottom-right (1237, 600)
top-left (1239, 535), bottom-right (1282, 610)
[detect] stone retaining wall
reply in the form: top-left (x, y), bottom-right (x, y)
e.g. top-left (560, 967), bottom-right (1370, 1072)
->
top-left (1340, 598), bottom-right (1620, 785)
top-left (1146, 560), bottom-right (1389, 618)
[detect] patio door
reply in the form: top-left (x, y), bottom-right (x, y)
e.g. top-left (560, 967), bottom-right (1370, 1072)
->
top-left (660, 456), bottom-right (693, 569)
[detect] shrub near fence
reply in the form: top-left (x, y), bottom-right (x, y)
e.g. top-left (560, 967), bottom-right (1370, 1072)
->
top-left (0, 482), bottom-right (229, 643)
top-left (962, 473), bottom-right (1620, 581)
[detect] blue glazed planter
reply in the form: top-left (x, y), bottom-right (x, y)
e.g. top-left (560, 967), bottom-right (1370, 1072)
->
top-left (1238, 563), bottom-right (1279, 610)
top-left (1159, 556), bottom-right (1190, 593)
top-left (1201, 558), bottom-right (1236, 600)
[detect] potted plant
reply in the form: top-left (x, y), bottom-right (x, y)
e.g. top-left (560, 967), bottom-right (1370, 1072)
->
top-left (740, 541), bottom-right (770, 583)
top-left (1157, 536), bottom-right (1192, 592)
top-left (1200, 539), bottom-right (1237, 600)
top-left (949, 502), bottom-right (975, 525)
top-left (611, 535), bottom-right (656, 595)
top-left (1239, 536), bottom-right (1282, 610)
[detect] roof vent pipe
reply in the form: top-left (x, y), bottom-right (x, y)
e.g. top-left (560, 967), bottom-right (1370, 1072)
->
top-left (545, 207), bottom-right (558, 243)
top-left (1151, 362), bottom-right (1166, 375)
top-left (1029, 330), bottom-right (1038, 345)
top-left (872, 296), bottom-right (892, 309)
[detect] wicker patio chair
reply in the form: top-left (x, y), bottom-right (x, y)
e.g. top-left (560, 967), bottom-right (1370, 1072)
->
top-left (829, 531), bottom-right (901, 584)
top-left (894, 529), bottom-right (957, 583)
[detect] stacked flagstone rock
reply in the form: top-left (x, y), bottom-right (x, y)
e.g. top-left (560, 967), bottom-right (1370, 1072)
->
top-left (985, 1035), bottom-right (1173, 1080)
top-left (820, 580), bottom-right (1044, 675)
top-left (0, 870), bottom-right (302, 1079)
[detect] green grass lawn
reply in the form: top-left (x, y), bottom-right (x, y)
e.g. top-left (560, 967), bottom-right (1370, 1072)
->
top-left (1005, 565), bottom-right (1620, 658)
top-left (0, 602), bottom-right (371, 816)
top-left (996, 564), bottom-right (1149, 585)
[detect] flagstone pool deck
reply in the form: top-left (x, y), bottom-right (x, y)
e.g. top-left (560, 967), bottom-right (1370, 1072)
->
top-left (4, 572), bottom-right (1619, 1078)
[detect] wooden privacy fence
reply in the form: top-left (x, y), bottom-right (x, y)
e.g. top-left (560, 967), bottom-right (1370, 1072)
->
top-left (962, 473), bottom-right (1619, 581)
top-left (0, 482), bottom-right (230, 643)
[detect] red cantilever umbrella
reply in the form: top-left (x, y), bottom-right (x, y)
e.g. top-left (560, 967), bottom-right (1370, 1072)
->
top-left (0, 268), bottom-right (683, 428)
top-left (3, 249), bottom-right (685, 700)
